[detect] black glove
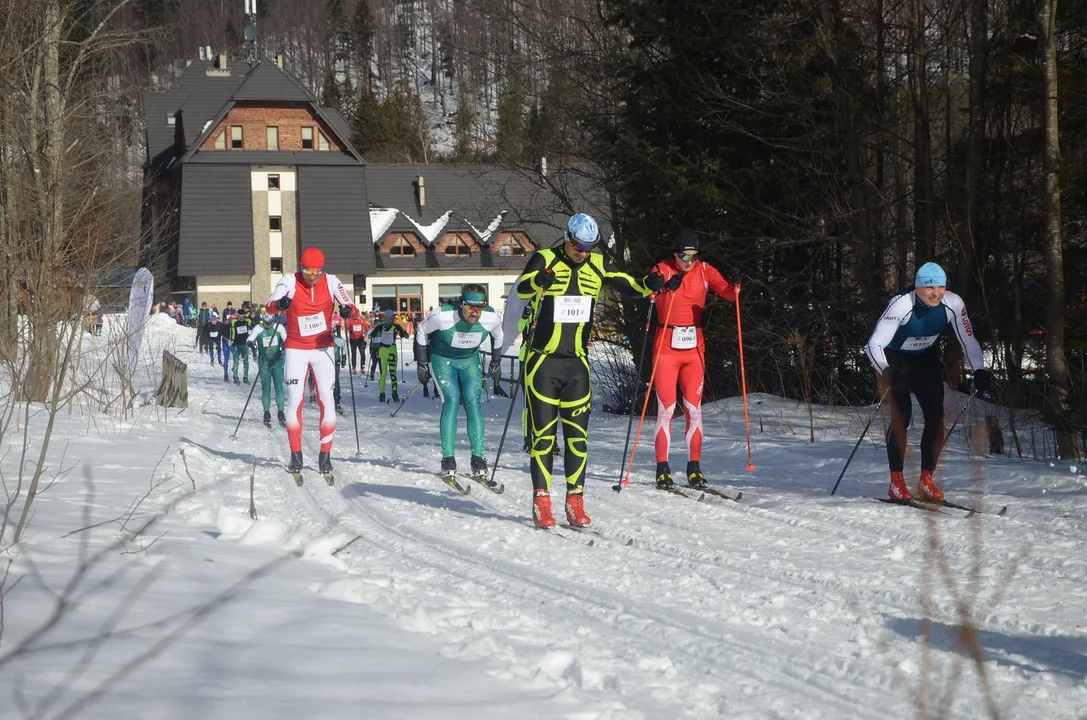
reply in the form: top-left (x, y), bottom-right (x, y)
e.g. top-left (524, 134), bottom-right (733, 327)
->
top-left (644, 272), bottom-right (666, 292)
top-left (731, 268), bottom-right (742, 286)
top-left (535, 269), bottom-right (555, 290)
top-left (973, 369), bottom-right (992, 394)
top-left (276, 296), bottom-right (291, 311)
top-left (417, 362), bottom-right (431, 385)
top-left (487, 355), bottom-right (502, 379)
top-left (339, 304), bottom-right (353, 319)
top-left (664, 274), bottom-right (683, 292)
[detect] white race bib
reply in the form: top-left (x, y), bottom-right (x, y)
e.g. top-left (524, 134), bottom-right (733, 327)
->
top-left (671, 326), bottom-right (698, 350)
top-left (553, 296), bottom-right (592, 324)
top-left (901, 335), bottom-right (937, 351)
top-left (235, 325), bottom-right (248, 336)
top-left (451, 331), bottom-right (482, 348)
top-left (380, 328), bottom-right (395, 345)
top-left (298, 312), bottom-right (327, 337)
top-left (351, 323), bottom-right (363, 334)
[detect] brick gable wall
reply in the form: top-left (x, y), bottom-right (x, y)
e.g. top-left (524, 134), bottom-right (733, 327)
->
top-left (201, 102), bottom-right (344, 152)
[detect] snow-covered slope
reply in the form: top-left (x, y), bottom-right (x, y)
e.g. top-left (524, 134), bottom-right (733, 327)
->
top-left (2, 318), bottom-right (1085, 718)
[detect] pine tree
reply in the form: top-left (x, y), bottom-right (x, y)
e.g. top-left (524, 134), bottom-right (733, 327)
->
top-left (321, 66), bottom-right (342, 114)
top-left (351, 83), bottom-right (384, 156)
top-left (495, 65), bottom-right (528, 163)
top-left (451, 84), bottom-right (478, 162)
top-left (351, 1), bottom-right (376, 87)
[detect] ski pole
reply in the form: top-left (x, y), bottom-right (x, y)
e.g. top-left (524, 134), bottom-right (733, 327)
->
top-left (390, 381), bottom-right (421, 417)
top-left (940, 389), bottom-right (978, 455)
top-left (230, 347), bottom-right (268, 440)
top-left (734, 270), bottom-right (755, 471)
top-left (830, 388), bottom-right (889, 495)
top-left (617, 295), bottom-right (675, 490)
top-left (348, 353), bottom-right (361, 455)
top-left (613, 300), bottom-right (656, 492)
top-left (488, 276), bottom-right (551, 489)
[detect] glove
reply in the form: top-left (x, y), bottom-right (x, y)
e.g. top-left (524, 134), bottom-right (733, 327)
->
top-left (276, 296), bottom-right (291, 311)
top-left (644, 272), bottom-right (665, 292)
top-left (664, 274), bottom-right (683, 292)
top-left (417, 362), bottom-right (431, 385)
top-left (339, 304), bottom-right (353, 319)
top-left (487, 356), bottom-right (502, 380)
top-left (535, 269), bottom-right (555, 290)
top-left (973, 369), bottom-right (992, 394)
top-left (731, 268), bottom-right (742, 286)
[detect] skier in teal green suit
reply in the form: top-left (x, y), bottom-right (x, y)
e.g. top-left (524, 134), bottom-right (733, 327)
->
top-left (414, 284), bottom-right (504, 486)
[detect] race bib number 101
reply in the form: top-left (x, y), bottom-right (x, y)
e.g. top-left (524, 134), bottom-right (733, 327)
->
top-left (553, 296), bottom-right (592, 324)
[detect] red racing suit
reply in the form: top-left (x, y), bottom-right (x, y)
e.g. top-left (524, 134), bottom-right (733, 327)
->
top-left (650, 258), bottom-right (737, 464)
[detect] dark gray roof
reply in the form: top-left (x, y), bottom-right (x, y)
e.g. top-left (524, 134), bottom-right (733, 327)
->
top-left (232, 61), bottom-right (314, 102)
top-left (186, 150), bottom-right (362, 165)
top-left (297, 166), bottom-right (376, 276)
top-left (176, 73), bottom-right (247, 153)
top-left (373, 245), bottom-right (532, 273)
top-left (177, 164), bottom-right (255, 276)
top-left (363, 164), bottom-right (608, 246)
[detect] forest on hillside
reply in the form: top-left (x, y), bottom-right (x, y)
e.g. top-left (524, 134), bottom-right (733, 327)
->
top-left (1, 0), bottom-right (1085, 456)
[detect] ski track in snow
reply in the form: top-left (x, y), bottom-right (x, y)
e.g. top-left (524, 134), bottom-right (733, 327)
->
top-left (7, 318), bottom-right (1087, 719)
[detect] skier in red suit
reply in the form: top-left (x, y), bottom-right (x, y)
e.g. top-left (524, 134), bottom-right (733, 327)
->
top-left (647, 229), bottom-right (739, 490)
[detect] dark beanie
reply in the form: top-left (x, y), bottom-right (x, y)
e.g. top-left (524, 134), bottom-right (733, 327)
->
top-left (674, 228), bottom-right (701, 254)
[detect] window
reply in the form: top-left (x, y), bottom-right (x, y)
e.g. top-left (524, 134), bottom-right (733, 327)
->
top-left (214, 132), bottom-right (226, 150)
top-left (267, 174), bottom-right (280, 190)
top-left (444, 236), bottom-right (471, 256)
top-left (230, 125), bottom-right (243, 149)
top-left (318, 131), bottom-right (329, 151)
top-left (498, 240), bottom-right (525, 257)
top-left (269, 216), bottom-right (282, 232)
top-left (439, 284), bottom-right (463, 306)
top-left (266, 126), bottom-right (279, 151)
top-left (270, 258), bottom-right (283, 272)
top-left (301, 126), bottom-right (313, 149)
top-left (503, 282), bottom-right (514, 299)
top-left (389, 235), bottom-right (416, 256)
top-left (166, 112), bottom-right (176, 126)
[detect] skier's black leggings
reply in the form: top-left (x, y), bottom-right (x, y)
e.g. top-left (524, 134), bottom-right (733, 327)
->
top-left (349, 338), bottom-right (366, 370)
top-left (525, 352), bottom-right (591, 494)
top-left (885, 348), bottom-right (944, 472)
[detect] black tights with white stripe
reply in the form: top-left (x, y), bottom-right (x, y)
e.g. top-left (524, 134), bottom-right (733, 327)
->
top-left (884, 348), bottom-right (945, 473)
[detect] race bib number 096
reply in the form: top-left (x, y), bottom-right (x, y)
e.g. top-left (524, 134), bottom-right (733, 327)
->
top-left (671, 326), bottom-right (698, 350)
top-left (553, 296), bottom-right (591, 324)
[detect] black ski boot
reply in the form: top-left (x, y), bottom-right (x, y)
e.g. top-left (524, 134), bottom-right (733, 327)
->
top-left (277, 410), bottom-right (287, 427)
top-left (470, 455), bottom-right (503, 494)
top-left (687, 461), bottom-right (708, 490)
top-left (656, 461), bottom-right (674, 490)
top-left (243, 377), bottom-right (249, 385)
top-left (262, 410), bottom-right (272, 427)
top-left (379, 392), bottom-right (386, 403)
top-left (319, 451), bottom-right (334, 486)
top-left (437, 456), bottom-right (469, 494)
top-left (392, 391), bottom-right (400, 403)
top-left (289, 451), bottom-right (304, 485)
top-left (223, 373), bottom-right (230, 382)
top-left (440, 456), bottom-right (456, 479)
top-left (234, 376), bottom-right (240, 385)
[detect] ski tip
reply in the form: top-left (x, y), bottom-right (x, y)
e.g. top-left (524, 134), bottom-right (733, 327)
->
top-left (696, 492), bottom-right (706, 502)
top-left (965, 509), bottom-right (976, 519)
top-left (625, 538), bottom-right (634, 546)
top-left (997, 506), bottom-right (1008, 516)
top-left (587, 539), bottom-right (595, 547)
top-left (734, 491), bottom-right (743, 501)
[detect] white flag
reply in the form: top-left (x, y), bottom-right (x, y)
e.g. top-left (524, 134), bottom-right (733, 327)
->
top-left (125, 268), bottom-right (155, 378)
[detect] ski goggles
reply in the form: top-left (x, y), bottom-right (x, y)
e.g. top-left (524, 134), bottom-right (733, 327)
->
top-left (675, 251), bottom-right (699, 263)
top-left (461, 291), bottom-right (487, 308)
top-left (301, 267), bottom-right (323, 276)
top-left (568, 239), bottom-right (596, 253)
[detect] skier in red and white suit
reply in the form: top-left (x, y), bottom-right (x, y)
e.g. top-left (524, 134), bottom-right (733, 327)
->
top-left (265, 247), bottom-right (356, 476)
top-left (648, 229), bottom-right (738, 491)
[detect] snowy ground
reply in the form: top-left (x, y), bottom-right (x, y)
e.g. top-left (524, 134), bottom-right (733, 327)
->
top-left (2, 316), bottom-right (1085, 719)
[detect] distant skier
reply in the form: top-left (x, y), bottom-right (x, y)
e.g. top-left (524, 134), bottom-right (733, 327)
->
top-left (346, 307), bottom-right (369, 375)
top-left (250, 313), bottom-right (287, 427)
top-left (229, 308), bottom-right (254, 384)
top-left (414, 284), bottom-right (504, 492)
top-left (265, 247), bottom-right (356, 482)
top-left (866, 262), bottom-right (991, 501)
top-left (368, 310), bottom-right (409, 403)
top-left (646, 228), bottom-right (739, 490)
top-left (516, 213), bottom-right (653, 528)
top-left (205, 314), bottom-right (223, 365)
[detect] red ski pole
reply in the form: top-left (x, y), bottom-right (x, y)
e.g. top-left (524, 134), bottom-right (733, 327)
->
top-left (734, 272), bottom-right (755, 471)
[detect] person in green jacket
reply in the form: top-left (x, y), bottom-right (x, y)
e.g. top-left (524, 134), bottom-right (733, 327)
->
top-left (368, 309), bottom-right (409, 403)
top-left (250, 313), bottom-right (287, 426)
top-left (414, 285), bottom-right (504, 489)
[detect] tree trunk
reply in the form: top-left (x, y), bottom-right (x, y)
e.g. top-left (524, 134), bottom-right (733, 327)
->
top-left (1038, 0), bottom-right (1079, 459)
top-left (959, 0), bottom-right (988, 301)
top-left (910, 0), bottom-right (935, 263)
top-left (0, 96), bottom-right (18, 363)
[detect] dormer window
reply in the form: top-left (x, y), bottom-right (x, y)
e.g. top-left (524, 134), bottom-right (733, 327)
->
top-left (214, 131), bottom-right (225, 150)
top-left (389, 236), bottom-right (416, 256)
top-left (230, 125), bottom-right (243, 149)
top-left (445, 236), bottom-right (471, 256)
top-left (498, 240), bottom-right (525, 257)
top-left (166, 112), bottom-right (176, 126)
top-left (302, 127), bottom-right (313, 150)
top-left (318, 131), bottom-right (329, 151)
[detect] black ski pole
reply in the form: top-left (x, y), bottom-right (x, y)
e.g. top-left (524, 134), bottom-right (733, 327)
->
top-left (348, 355), bottom-right (361, 455)
top-left (390, 381), bottom-right (421, 417)
top-left (830, 388), bottom-right (888, 495)
top-left (614, 300), bottom-right (656, 493)
top-left (940, 390), bottom-right (978, 451)
top-left (230, 347), bottom-right (268, 440)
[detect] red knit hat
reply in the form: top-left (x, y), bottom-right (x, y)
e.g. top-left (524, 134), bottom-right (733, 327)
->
top-left (300, 247), bottom-right (325, 270)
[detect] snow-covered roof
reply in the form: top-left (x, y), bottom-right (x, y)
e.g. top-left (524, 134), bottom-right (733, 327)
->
top-left (369, 208), bottom-right (399, 245)
top-left (404, 210), bottom-right (453, 245)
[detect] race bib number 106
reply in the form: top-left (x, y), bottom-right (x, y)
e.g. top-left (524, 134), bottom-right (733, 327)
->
top-left (298, 312), bottom-right (328, 337)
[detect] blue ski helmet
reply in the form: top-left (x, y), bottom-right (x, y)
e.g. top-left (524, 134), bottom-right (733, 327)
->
top-left (564, 213), bottom-right (599, 247)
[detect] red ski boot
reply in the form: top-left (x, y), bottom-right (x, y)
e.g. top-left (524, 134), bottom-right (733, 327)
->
top-left (533, 491), bottom-right (555, 528)
top-left (888, 471), bottom-right (914, 501)
top-left (565, 492), bottom-right (592, 527)
top-left (918, 470), bottom-right (944, 500)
